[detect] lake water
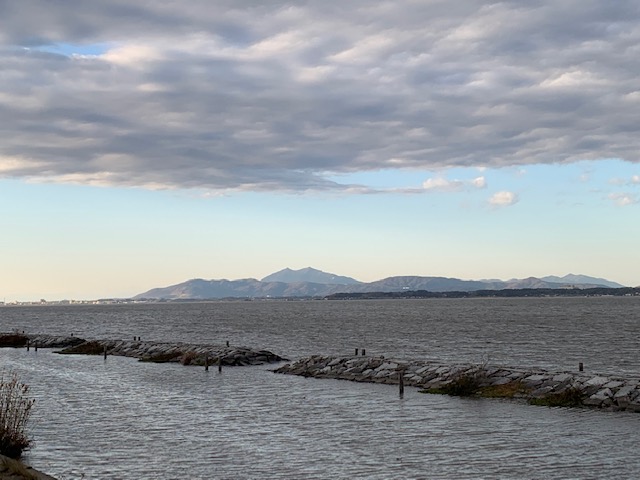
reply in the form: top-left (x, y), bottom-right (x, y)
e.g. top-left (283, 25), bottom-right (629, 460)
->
top-left (1, 297), bottom-right (640, 479)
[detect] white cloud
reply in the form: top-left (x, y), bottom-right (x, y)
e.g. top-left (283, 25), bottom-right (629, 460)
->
top-left (0, 155), bottom-right (46, 173)
top-left (100, 44), bottom-right (162, 66)
top-left (611, 174), bottom-right (640, 186)
top-left (421, 175), bottom-right (487, 192)
top-left (539, 69), bottom-right (609, 89)
top-left (488, 191), bottom-right (519, 207)
top-left (422, 177), bottom-right (463, 192)
top-left (608, 193), bottom-right (638, 206)
top-left (472, 176), bottom-right (487, 188)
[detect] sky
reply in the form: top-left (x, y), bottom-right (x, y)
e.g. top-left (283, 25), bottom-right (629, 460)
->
top-left (1, 0), bottom-right (639, 301)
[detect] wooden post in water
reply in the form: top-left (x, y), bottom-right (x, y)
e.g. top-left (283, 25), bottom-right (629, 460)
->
top-left (34, 343), bottom-right (37, 352)
top-left (218, 356), bottom-right (223, 373)
top-left (226, 341), bottom-right (229, 347)
top-left (355, 348), bottom-right (359, 356)
top-left (26, 340), bottom-right (30, 352)
top-left (103, 346), bottom-right (108, 360)
top-left (362, 348), bottom-right (366, 356)
top-left (579, 362), bottom-right (584, 372)
top-left (205, 355), bottom-right (209, 371)
top-left (398, 370), bottom-right (405, 398)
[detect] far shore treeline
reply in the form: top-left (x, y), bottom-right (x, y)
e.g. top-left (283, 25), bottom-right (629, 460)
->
top-left (325, 287), bottom-right (640, 300)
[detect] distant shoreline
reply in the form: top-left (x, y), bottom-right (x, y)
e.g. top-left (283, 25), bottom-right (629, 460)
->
top-left (2, 287), bottom-right (639, 306)
top-left (324, 286), bottom-right (640, 300)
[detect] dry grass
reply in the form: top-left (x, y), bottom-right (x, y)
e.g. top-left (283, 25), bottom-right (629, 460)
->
top-left (423, 372), bottom-right (533, 400)
top-left (423, 369), bottom-right (485, 396)
top-left (529, 387), bottom-right (584, 407)
top-left (0, 373), bottom-right (34, 459)
top-left (478, 381), bottom-right (531, 398)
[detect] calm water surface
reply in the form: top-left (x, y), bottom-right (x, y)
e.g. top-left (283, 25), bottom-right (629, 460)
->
top-left (0, 297), bottom-right (639, 479)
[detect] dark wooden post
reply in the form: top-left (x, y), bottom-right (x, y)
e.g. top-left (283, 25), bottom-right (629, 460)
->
top-left (34, 343), bottom-right (38, 352)
top-left (362, 348), bottom-right (366, 356)
top-left (26, 340), bottom-right (30, 352)
top-left (218, 356), bottom-right (222, 373)
top-left (226, 341), bottom-right (229, 347)
top-left (205, 355), bottom-right (209, 371)
top-left (103, 346), bottom-right (107, 360)
top-left (398, 369), bottom-right (405, 397)
top-left (579, 362), bottom-right (584, 372)
top-left (355, 348), bottom-right (359, 356)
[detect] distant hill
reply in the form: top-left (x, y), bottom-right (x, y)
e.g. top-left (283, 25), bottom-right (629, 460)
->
top-left (541, 274), bottom-right (625, 289)
top-left (136, 278), bottom-right (336, 300)
top-left (261, 267), bottom-right (361, 285)
top-left (331, 276), bottom-right (490, 293)
top-left (134, 269), bottom-right (626, 300)
top-left (324, 275), bottom-right (613, 294)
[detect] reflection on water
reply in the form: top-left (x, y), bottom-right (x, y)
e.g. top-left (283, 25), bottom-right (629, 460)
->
top-left (0, 298), bottom-right (639, 479)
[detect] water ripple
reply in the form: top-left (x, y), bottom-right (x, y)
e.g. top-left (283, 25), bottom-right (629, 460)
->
top-left (0, 298), bottom-right (639, 478)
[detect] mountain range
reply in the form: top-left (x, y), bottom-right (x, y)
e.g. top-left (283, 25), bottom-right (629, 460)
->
top-left (134, 267), bottom-right (626, 300)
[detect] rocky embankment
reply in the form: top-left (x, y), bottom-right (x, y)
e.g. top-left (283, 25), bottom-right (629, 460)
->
top-left (0, 455), bottom-right (57, 480)
top-left (275, 355), bottom-right (640, 411)
top-left (0, 333), bottom-right (287, 366)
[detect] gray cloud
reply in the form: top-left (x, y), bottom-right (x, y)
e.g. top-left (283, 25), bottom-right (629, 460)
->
top-left (1, 1), bottom-right (639, 192)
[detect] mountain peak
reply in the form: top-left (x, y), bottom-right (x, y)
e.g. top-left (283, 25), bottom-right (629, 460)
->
top-left (261, 267), bottom-right (361, 285)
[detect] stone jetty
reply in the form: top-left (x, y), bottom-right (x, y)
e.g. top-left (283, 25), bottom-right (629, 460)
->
top-left (274, 355), bottom-right (640, 412)
top-left (0, 333), bottom-right (287, 366)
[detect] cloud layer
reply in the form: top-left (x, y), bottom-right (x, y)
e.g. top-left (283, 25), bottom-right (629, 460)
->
top-left (1, 1), bottom-right (639, 192)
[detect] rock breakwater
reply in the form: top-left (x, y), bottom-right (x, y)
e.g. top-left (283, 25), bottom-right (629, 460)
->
top-left (0, 333), bottom-right (287, 367)
top-left (274, 355), bottom-right (640, 411)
